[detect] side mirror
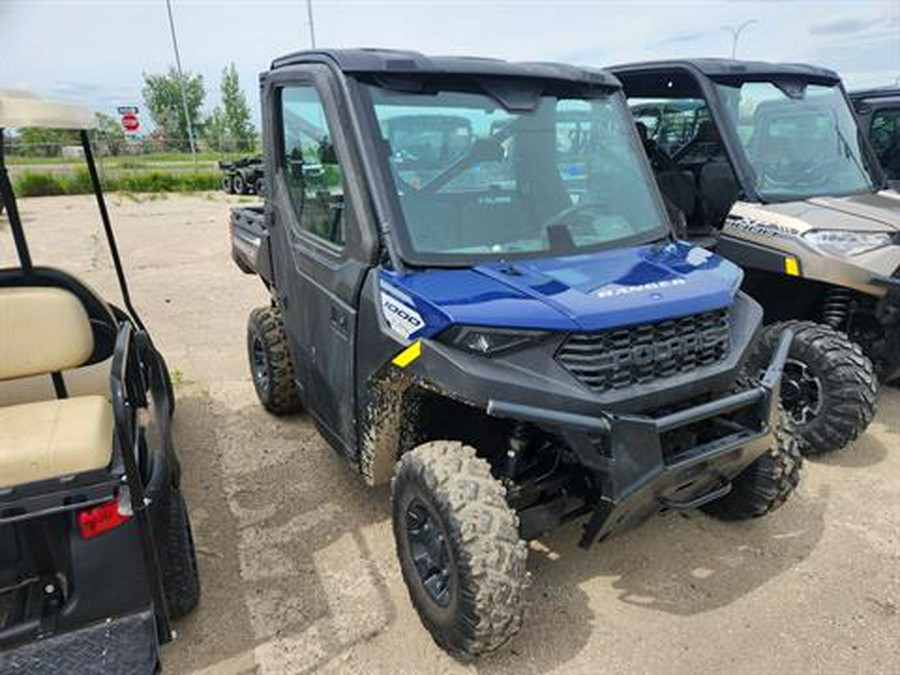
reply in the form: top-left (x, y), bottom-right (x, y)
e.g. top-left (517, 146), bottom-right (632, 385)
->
top-left (319, 140), bottom-right (338, 165)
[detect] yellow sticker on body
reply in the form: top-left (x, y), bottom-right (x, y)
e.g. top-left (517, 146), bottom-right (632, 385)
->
top-left (784, 256), bottom-right (801, 276)
top-left (392, 340), bottom-right (422, 368)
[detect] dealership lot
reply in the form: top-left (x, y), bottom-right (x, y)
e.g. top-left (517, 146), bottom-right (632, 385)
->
top-left (4, 193), bottom-right (897, 675)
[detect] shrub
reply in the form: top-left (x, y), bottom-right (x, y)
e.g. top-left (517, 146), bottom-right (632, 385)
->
top-left (13, 170), bottom-right (220, 196)
top-left (15, 171), bottom-right (67, 197)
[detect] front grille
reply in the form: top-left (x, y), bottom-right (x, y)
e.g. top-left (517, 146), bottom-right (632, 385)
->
top-left (557, 308), bottom-right (731, 393)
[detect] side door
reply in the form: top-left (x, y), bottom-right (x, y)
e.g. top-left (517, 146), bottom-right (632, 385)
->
top-left (868, 106), bottom-right (900, 182)
top-left (263, 66), bottom-right (377, 453)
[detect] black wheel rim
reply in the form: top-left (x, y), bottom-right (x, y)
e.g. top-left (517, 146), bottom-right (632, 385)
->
top-left (781, 358), bottom-right (823, 425)
top-left (251, 335), bottom-right (269, 395)
top-left (405, 499), bottom-right (452, 608)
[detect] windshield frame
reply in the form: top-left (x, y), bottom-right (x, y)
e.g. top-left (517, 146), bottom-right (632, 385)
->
top-left (351, 75), bottom-right (673, 268)
top-left (708, 74), bottom-right (886, 203)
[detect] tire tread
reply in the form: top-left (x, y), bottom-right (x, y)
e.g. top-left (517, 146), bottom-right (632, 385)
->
top-left (392, 441), bottom-right (529, 658)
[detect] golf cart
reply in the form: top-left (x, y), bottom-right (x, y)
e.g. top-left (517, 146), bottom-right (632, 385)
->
top-left (0, 92), bottom-right (199, 672)
top-left (610, 59), bottom-right (896, 455)
top-left (851, 88), bottom-right (900, 191)
top-left (231, 49), bottom-right (801, 658)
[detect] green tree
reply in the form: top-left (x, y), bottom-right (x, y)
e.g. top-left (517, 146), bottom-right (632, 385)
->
top-left (202, 107), bottom-right (228, 152)
top-left (141, 67), bottom-right (205, 152)
top-left (91, 112), bottom-right (127, 156)
top-left (14, 128), bottom-right (80, 157)
top-left (220, 64), bottom-right (255, 152)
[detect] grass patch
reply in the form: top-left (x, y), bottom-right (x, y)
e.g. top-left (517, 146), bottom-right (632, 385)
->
top-left (6, 151), bottom-right (250, 166)
top-left (13, 169), bottom-right (220, 197)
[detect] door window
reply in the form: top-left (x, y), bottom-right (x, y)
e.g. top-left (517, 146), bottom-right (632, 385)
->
top-left (870, 108), bottom-right (900, 180)
top-left (279, 86), bottom-right (346, 247)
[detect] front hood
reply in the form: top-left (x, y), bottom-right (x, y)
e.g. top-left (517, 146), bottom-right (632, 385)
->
top-left (755, 192), bottom-right (900, 232)
top-left (379, 242), bottom-right (742, 338)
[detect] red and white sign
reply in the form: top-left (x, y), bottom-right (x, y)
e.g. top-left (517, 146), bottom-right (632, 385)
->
top-left (117, 106), bottom-right (141, 136)
top-left (121, 113), bottom-right (139, 132)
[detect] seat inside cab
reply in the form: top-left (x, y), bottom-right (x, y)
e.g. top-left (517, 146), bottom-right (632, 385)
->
top-left (0, 282), bottom-right (116, 489)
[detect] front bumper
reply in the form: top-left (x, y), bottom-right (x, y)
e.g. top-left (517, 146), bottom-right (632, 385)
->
top-left (0, 610), bottom-right (158, 675)
top-left (488, 330), bottom-right (793, 547)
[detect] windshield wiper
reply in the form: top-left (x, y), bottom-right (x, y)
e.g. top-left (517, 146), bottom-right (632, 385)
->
top-left (545, 223), bottom-right (578, 254)
top-left (833, 121), bottom-right (870, 185)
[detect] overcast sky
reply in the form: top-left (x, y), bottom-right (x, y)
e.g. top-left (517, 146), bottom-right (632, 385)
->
top-left (1, 0), bottom-right (898, 123)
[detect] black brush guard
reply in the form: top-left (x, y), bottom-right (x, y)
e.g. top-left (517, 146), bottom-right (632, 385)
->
top-left (488, 330), bottom-right (793, 548)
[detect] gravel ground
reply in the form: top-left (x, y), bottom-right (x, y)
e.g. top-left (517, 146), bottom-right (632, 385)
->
top-left (3, 193), bottom-right (897, 675)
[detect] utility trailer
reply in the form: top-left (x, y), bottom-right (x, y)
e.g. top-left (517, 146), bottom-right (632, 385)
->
top-left (219, 156), bottom-right (264, 196)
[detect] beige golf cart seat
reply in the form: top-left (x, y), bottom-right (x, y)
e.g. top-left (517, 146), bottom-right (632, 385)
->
top-left (0, 286), bottom-right (114, 488)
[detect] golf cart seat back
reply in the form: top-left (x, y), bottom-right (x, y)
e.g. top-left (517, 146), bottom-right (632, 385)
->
top-left (0, 286), bottom-right (94, 379)
top-left (0, 284), bottom-right (116, 487)
top-left (0, 272), bottom-right (117, 407)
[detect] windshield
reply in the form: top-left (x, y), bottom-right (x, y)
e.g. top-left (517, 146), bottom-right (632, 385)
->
top-left (364, 83), bottom-right (668, 262)
top-left (715, 81), bottom-right (877, 201)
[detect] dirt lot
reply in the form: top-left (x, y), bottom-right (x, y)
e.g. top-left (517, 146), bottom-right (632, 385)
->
top-left (3, 194), bottom-right (898, 674)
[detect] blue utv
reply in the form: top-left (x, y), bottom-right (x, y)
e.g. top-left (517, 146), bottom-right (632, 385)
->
top-left (229, 49), bottom-right (801, 659)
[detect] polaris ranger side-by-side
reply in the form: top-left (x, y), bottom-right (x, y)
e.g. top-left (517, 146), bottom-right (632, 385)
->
top-left (611, 59), bottom-right (896, 455)
top-left (851, 88), bottom-right (900, 191)
top-left (230, 49), bottom-right (801, 658)
top-left (0, 92), bottom-right (199, 672)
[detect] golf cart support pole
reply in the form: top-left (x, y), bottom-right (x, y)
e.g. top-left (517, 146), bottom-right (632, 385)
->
top-left (80, 129), bottom-right (147, 331)
top-left (0, 128), bottom-right (34, 273)
top-left (111, 322), bottom-right (172, 644)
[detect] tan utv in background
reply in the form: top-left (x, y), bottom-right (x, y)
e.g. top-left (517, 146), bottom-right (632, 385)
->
top-left (613, 59), bottom-right (899, 456)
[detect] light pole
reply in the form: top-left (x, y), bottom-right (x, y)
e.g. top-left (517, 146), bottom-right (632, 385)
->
top-left (724, 19), bottom-right (759, 60)
top-left (165, 0), bottom-right (197, 159)
top-left (306, 0), bottom-right (317, 49)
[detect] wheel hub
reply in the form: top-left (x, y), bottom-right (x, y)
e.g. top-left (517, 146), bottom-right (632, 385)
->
top-left (250, 336), bottom-right (269, 394)
top-left (405, 499), bottom-right (452, 607)
top-left (781, 358), bottom-right (823, 425)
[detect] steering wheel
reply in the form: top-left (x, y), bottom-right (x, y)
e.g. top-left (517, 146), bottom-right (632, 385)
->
top-left (540, 201), bottom-right (636, 247)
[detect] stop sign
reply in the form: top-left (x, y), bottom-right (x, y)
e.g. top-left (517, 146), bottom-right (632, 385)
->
top-left (121, 113), bottom-right (140, 133)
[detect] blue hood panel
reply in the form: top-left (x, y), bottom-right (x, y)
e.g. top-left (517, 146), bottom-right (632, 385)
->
top-left (379, 242), bottom-right (742, 339)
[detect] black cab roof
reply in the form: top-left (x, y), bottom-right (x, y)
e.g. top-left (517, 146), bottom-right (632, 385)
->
top-left (269, 48), bottom-right (619, 88)
top-left (850, 88), bottom-right (900, 105)
top-left (609, 58), bottom-right (840, 83)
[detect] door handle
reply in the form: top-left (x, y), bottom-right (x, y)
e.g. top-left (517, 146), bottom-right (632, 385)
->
top-left (330, 306), bottom-right (348, 336)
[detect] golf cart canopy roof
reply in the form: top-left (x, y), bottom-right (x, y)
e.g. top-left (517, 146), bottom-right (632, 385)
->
top-left (270, 48), bottom-right (620, 88)
top-left (0, 90), bottom-right (96, 130)
top-left (609, 58), bottom-right (840, 86)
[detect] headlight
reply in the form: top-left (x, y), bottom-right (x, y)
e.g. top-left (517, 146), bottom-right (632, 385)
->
top-left (438, 326), bottom-right (550, 355)
top-left (801, 230), bottom-right (893, 257)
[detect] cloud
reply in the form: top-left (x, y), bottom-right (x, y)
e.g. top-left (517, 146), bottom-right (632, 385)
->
top-left (809, 15), bottom-right (885, 35)
top-left (653, 31), bottom-right (715, 47)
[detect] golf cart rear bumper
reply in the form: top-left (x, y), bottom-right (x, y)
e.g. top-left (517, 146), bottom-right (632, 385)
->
top-left (0, 609), bottom-right (158, 675)
top-left (488, 331), bottom-right (792, 547)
